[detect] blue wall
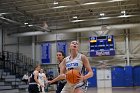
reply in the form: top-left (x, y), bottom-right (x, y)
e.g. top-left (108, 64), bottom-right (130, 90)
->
top-left (111, 66), bottom-right (139, 87)
top-left (133, 66), bottom-right (140, 86)
top-left (87, 67), bottom-right (97, 87)
top-left (111, 66), bottom-right (125, 87)
top-left (124, 66), bottom-right (133, 87)
top-left (87, 66), bottom-right (140, 88)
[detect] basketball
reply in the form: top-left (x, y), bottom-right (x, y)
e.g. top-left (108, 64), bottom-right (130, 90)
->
top-left (66, 69), bottom-right (81, 84)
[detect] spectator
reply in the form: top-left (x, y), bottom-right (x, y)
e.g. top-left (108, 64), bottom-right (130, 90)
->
top-left (22, 72), bottom-right (29, 84)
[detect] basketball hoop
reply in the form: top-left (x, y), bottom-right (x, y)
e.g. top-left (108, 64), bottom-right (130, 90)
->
top-left (98, 64), bottom-right (107, 69)
top-left (97, 25), bottom-right (109, 36)
top-left (101, 25), bottom-right (109, 31)
top-left (102, 64), bottom-right (107, 69)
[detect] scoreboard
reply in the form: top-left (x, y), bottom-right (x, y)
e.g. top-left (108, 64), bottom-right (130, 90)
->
top-left (89, 35), bottom-right (115, 57)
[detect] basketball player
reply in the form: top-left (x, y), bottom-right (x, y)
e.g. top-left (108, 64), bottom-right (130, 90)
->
top-left (48, 41), bottom-right (93, 93)
top-left (48, 51), bottom-right (66, 93)
top-left (28, 64), bottom-right (44, 93)
top-left (56, 51), bottom-right (67, 93)
top-left (38, 69), bottom-right (48, 93)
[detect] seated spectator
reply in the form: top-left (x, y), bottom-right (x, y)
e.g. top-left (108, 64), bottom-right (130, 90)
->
top-left (22, 72), bottom-right (29, 84)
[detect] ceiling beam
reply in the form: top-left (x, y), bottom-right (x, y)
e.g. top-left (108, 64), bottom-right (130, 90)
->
top-left (9, 23), bottom-right (140, 37)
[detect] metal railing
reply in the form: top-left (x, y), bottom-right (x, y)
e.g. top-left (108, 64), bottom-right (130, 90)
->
top-left (0, 51), bottom-right (39, 78)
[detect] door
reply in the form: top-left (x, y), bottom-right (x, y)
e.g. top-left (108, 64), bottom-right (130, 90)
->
top-left (97, 68), bottom-right (112, 88)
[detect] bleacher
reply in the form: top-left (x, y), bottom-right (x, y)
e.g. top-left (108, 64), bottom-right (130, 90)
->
top-left (0, 51), bottom-right (38, 93)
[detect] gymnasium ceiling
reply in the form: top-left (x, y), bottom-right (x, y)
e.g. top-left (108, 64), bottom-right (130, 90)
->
top-left (0, 0), bottom-right (140, 33)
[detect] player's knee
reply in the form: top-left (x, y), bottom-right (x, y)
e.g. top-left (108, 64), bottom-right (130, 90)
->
top-left (74, 88), bottom-right (84, 93)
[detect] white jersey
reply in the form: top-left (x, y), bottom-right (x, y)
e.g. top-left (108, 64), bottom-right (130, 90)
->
top-left (65, 53), bottom-right (83, 73)
top-left (38, 73), bottom-right (46, 85)
top-left (61, 53), bottom-right (86, 93)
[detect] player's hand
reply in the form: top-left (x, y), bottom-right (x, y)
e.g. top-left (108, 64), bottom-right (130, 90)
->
top-left (47, 80), bottom-right (53, 84)
top-left (60, 74), bottom-right (66, 79)
top-left (40, 84), bottom-right (44, 87)
top-left (77, 75), bottom-right (85, 81)
top-left (45, 80), bottom-right (48, 86)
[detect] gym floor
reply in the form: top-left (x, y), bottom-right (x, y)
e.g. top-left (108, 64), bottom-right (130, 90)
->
top-left (86, 88), bottom-right (140, 93)
top-left (20, 87), bottom-right (140, 93)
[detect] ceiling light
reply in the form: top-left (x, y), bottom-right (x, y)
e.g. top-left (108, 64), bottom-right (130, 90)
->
top-left (118, 15), bottom-right (133, 18)
top-left (71, 19), bottom-right (85, 23)
top-left (24, 23), bottom-right (28, 25)
top-left (98, 17), bottom-right (111, 19)
top-left (100, 13), bottom-right (105, 16)
top-left (12, 31), bottom-right (49, 37)
top-left (52, 6), bottom-right (68, 9)
top-left (53, 1), bottom-right (58, 5)
top-left (121, 10), bottom-right (126, 14)
top-left (82, 0), bottom-right (126, 6)
top-left (51, 0), bottom-right (127, 9)
top-left (73, 16), bottom-right (78, 19)
top-left (0, 13), bottom-right (9, 16)
top-left (82, 2), bottom-right (99, 5)
top-left (28, 24), bottom-right (33, 27)
top-left (109, 0), bottom-right (127, 2)
top-left (0, 13), bottom-right (8, 15)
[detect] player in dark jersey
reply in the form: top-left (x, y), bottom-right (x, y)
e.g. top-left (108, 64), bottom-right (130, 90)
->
top-left (56, 51), bottom-right (66, 93)
top-left (48, 51), bottom-right (66, 93)
top-left (28, 64), bottom-right (44, 93)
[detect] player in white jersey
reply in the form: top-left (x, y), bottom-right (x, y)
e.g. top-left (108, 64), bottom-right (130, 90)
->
top-left (38, 69), bottom-right (47, 93)
top-left (48, 41), bottom-right (93, 93)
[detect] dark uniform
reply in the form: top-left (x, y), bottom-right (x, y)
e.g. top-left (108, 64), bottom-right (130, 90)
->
top-left (28, 72), bottom-right (39, 93)
top-left (56, 64), bottom-right (66, 93)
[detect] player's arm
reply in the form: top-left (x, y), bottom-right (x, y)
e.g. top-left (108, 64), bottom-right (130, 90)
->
top-left (81, 54), bottom-right (93, 80)
top-left (48, 58), bottom-right (66, 84)
top-left (59, 58), bottom-right (66, 75)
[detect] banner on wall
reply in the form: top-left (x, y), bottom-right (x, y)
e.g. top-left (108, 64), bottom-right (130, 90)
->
top-left (57, 41), bottom-right (67, 55)
top-left (41, 43), bottom-right (51, 64)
